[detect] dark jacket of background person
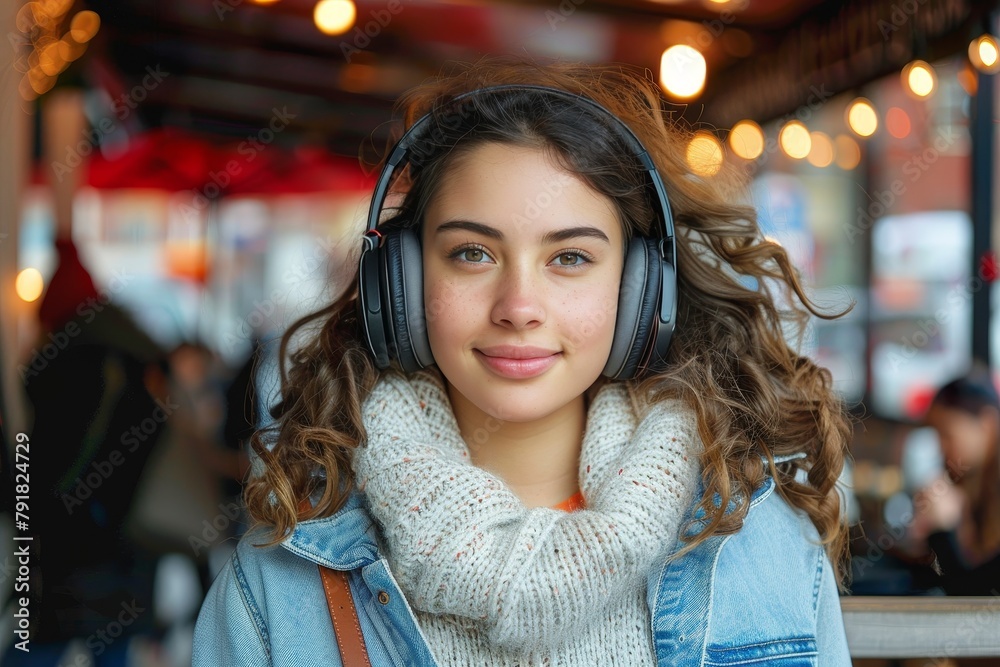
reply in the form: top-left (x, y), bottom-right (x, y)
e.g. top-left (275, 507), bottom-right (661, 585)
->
top-left (23, 239), bottom-right (165, 646)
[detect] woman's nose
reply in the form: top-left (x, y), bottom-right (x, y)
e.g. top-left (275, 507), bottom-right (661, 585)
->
top-left (490, 265), bottom-right (546, 330)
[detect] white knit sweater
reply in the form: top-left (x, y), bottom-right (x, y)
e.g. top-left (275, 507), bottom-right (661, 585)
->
top-left (354, 369), bottom-right (702, 666)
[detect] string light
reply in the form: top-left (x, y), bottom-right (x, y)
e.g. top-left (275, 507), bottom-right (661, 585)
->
top-left (806, 131), bottom-right (833, 167)
top-left (686, 131), bottom-right (724, 177)
top-left (16, 268), bottom-right (44, 303)
top-left (885, 107), bottom-right (911, 139)
top-left (902, 60), bottom-right (937, 98)
top-left (778, 121), bottom-right (811, 159)
top-left (846, 98), bottom-right (878, 138)
top-left (69, 10), bottom-right (100, 43)
top-left (659, 45), bottom-right (706, 99)
top-left (957, 61), bottom-right (978, 96)
top-left (728, 120), bottom-right (764, 160)
top-left (16, 5), bottom-right (99, 100)
top-left (314, 0), bottom-right (356, 36)
top-left (834, 134), bottom-right (861, 170)
top-left (969, 34), bottom-right (1000, 74)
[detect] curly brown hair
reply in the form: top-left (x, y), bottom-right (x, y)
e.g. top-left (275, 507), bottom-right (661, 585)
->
top-left (244, 57), bottom-right (854, 586)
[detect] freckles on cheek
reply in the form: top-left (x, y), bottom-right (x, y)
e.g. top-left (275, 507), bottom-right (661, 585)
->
top-left (562, 291), bottom-right (617, 353)
top-left (427, 282), bottom-right (479, 334)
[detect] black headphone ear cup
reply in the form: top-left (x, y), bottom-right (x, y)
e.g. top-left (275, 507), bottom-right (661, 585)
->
top-left (382, 227), bottom-right (433, 372)
top-left (603, 238), bottom-right (662, 380)
top-left (650, 258), bottom-right (677, 371)
top-left (357, 243), bottom-right (390, 368)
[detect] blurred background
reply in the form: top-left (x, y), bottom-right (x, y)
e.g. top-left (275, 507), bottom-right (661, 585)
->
top-left (1, 0), bottom-right (1000, 664)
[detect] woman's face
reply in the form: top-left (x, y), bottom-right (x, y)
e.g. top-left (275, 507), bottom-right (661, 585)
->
top-left (420, 142), bottom-right (625, 423)
top-left (927, 404), bottom-right (999, 481)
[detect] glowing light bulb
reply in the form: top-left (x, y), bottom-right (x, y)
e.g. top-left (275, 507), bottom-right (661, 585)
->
top-left (970, 34), bottom-right (1000, 74)
top-left (779, 121), bottom-right (810, 159)
top-left (659, 45), bottom-right (706, 99)
top-left (834, 134), bottom-right (861, 170)
top-left (314, 0), bottom-right (356, 36)
top-left (28, 67), bottom-right (55, 95)
top-left (686, 131), bottom-right (724, 177)
top-left (16, 268), bottom-right (44, 302)
top-left (902, 60), bottom-right (936, 98)
top-left (846, 98), bottom-right (878, 138)
top-left (885, 107), bottom-right (911, 139)
top-left (806, 131), bottom-right (833, 167)
top-left (728, 120), bottom-right (764, 160)
top-left (69, 10), bottom-right (100, 43)
top-left (957, 62), bottom-right (978, 96)
top-left (38, 42), bottom-right (64, 76)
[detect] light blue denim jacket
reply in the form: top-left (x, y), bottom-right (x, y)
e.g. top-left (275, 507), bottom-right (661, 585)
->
top-left (194, 469), bottom-right (851, 666)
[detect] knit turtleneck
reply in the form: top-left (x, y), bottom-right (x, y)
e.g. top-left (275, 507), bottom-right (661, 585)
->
top-left (353, 369), bottom-right (702, 665)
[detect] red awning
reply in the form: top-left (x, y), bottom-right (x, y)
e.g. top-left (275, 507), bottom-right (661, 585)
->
top-left (80, 127), bottom-right (374, 195)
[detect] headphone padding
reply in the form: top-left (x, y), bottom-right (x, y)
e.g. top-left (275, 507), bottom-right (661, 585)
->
top-left (603, 238), bottom-right (662, 380)
top-left (383, 228), bottom-right (432, 372)
top-left (399, 228), bottom-right (433, 369)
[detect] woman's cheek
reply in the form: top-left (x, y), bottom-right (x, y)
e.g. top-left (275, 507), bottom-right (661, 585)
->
top-left (563, 292), bottom-right (617, 354)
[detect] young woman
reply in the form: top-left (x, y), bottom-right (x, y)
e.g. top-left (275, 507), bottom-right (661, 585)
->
top-left (915, 373), bottom-right (1000, 596)
top-left (194, 60), bottom-right (853, 666)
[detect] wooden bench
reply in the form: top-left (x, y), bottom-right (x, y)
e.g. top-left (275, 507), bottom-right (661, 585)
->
top-left (843, 597), bottom-right (1000, 658)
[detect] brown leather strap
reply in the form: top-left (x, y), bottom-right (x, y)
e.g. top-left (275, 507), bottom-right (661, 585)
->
top-left (319, 565), bottom-right (372, 667)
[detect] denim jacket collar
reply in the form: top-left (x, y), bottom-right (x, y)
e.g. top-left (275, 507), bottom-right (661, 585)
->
top-left (281, 491), bottom-right (381, 570)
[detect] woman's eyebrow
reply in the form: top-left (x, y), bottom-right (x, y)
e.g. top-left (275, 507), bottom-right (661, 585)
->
top-left (434, 220), bottom-right (503, 240)
top-left (542, 226), bottom-right (610, 245)
top-left (434, 220), bottom-right (610, 245)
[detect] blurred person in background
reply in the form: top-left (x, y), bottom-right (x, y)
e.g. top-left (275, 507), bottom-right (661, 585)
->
top-left (7, 238), bottom-right (165, 666)
top-left (911, 370), bottom-right (1000, 596)
top-left (126, 342), bottom-right (248, 568)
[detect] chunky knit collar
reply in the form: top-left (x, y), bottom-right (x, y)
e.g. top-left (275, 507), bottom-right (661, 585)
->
top-left (353, 368), bottom-right (702, 653)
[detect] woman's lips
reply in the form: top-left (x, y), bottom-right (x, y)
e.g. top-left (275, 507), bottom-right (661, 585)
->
top-left (473, 349), bottom-right (561, 379)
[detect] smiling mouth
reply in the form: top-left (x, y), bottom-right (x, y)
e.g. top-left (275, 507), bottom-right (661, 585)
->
top-left (473, 349), bottom-right (561, 379)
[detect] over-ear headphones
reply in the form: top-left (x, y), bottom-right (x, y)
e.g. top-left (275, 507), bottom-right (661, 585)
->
top-left (357, 84), bottom-right (677, 380)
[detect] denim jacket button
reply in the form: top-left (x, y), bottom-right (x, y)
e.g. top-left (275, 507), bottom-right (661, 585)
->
top-left (377, 590), bottom-right (391, 605)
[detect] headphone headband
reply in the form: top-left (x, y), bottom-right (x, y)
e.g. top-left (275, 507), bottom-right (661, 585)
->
top-left (364, 85), bottom-right (675, 263)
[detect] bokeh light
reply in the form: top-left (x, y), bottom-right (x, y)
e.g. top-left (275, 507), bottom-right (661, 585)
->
top-left (69, 10), bottom-right (100, 43)
top-left (58, 37), bottom-right (88, 62)
top-left (834, 134), bottom-right (861, 170)
top-left (806, 131), bottom-right (833, 168)
top-left (846, 98), bottom-right (878, 137)
top-left (903, 60), bottom-right (936, 98)
top-left (38, 41), bottom-right (64, 76)
top-left (16, 268), bottom-right (44, 303)
top-left (314, 0), bottom-right (356, 36)
top-left (957, 61), bottom-right (978, 96)
top-left (28, 68), bottom-right (55, 95)
top-left (885, 107), bottom-right (911, 139)
top-left (686, 131), bottom-right (724, 177)
top-left (779, 121), bottom-right (811, 159)
top-left (969, 34), bottom-right (1000, 74)
top-left (728, 120), bottom-right (764, 160)
top-left (659, 45), bottom-right (706, 99)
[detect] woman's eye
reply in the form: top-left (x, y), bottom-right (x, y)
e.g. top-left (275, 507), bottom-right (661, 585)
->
top-left (555, 253), bottom-right (586, 266)
top-left (450, 246), bottom-right (491, 264)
